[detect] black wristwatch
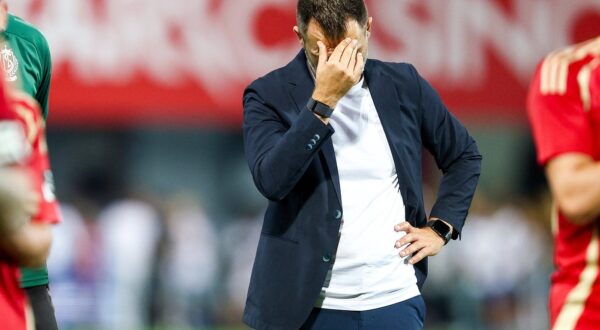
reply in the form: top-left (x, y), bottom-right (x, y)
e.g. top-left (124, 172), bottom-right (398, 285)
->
top-left (307, 98), bottom-right (334, 118)
top-left (426, 220), bottom-right (453, 245)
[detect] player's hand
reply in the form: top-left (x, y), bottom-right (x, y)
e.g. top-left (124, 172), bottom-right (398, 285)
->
top-left (394, 222), bottom-right (445, 265)
top-left (0, 121), bottom-right (30, 166)
top-left (312, 38), bottom-right (364, 109)
top-left (0, 168), bottom-right (38, 234)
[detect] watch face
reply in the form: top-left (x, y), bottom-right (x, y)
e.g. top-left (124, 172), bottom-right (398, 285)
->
top-left (433, 221), bottom-right (450, 233)
top-left (431, 220), bottom-right (452, 241)
top-left (308, 99), bottom-right (333, 118)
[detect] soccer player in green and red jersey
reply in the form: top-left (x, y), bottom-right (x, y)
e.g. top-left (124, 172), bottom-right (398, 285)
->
top-left (0, 2), bottom-right (56, 329)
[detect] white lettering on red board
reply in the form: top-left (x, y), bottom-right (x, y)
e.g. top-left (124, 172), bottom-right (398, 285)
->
top-left (10, 0), bottom-right (600, 95)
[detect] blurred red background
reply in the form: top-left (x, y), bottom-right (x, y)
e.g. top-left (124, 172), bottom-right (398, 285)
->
top-left (12, 0), bottom-right (600, 126)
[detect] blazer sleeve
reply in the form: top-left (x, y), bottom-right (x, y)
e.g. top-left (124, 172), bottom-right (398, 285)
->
top-left (242, 82), bottom-right (335, 201)
top-left (412, 66), bottom-right (482, 237)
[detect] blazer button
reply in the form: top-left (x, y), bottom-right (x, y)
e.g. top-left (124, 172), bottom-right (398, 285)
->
top-left (305, 144), bottom-right (314, 150)
top-left (310, 139), bottom-right (317, 145)
top-left (314, 134), bottom-right (321, 141)
top-left (322, 254), bottom-right (331, 263)
top-left (335, 210), bottom-right (342, 220)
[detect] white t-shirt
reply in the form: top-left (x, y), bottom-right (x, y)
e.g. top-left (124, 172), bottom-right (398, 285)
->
top-left (317, 79), bottom-right (420, 311)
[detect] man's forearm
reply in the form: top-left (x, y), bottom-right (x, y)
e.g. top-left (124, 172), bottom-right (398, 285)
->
top-left (0, 222), bottom-right (52, 268)
top-left (547, 155), bottom-right (600, 224)
top-left (0, 169), bottom-right (51, 268)
top-left (244, 92), bottom-right (335, 201)
top-left (429, 150), bottom-right (482, 237)
top-left (0, 169), bottom-right (35, 233)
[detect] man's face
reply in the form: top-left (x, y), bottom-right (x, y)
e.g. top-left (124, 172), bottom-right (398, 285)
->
top-left (294, 17), bottom-right (372, 71)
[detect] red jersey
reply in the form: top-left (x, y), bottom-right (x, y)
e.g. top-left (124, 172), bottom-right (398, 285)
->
top-left (0, 87), bottom-right (60, 330)
top-left (0, 264), bottom-right (27, 330)
top-left (4, 90), bottom-right (61, 225)
top-left (527, 36), bottom-right (600, 330)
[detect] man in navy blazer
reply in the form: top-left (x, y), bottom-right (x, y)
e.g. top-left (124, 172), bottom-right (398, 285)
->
top-left (242, 1), bottom-right (482, 329)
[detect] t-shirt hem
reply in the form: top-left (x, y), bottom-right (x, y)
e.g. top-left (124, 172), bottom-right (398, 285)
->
top-left (318, 284), bottom-right (420, 311)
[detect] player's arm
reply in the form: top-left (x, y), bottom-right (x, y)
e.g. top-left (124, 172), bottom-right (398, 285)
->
top-left (0, 168), bottom-right (52, 268)
top-left (0, 223), bottom-right (53, 268)
top-left (527, 55), bottom-right (600, 225)
top-left (546, 153), bottom-right (600, 224)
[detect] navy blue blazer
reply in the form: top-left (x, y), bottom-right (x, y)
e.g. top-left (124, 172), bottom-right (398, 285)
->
top-left (242, 50), bottom-right (482, 330)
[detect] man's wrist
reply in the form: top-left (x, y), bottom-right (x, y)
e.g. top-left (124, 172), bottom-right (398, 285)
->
top-left (307, 98), bottom-right (334, 118)
top-left (426, 218), bottom-right (454, 245)
top-left (429, 217), bottom-right (454, 234)
top-left (311, 91), bottom-right (338, 109)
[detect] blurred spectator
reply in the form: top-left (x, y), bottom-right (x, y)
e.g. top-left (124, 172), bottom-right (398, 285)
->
top-left (426, 193), bottom-right (551, 330)
top-left (219, 208), bottom-right (264, 324)
top-left (97, 199), bottom-right (162, 330)
top-left (156, 194), bottom-right (218, 328)
top-left (47, 204), bottom-right (101, 328)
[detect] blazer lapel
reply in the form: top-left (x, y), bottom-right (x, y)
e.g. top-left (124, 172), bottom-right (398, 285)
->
top-left (284, 51), bottom-right (314, 114)
top-left (284, 50), bottom-right (342, 206)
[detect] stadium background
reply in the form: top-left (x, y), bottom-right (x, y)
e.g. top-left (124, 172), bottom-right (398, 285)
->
top-left (9, 0), bottom-right (600, 329)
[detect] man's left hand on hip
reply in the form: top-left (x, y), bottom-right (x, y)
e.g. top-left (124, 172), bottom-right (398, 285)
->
top-left (394, 222), bottom-right (446, 265)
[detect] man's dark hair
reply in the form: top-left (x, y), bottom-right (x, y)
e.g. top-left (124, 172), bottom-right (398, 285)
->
top-left (297, 0), bottom-right (368, 42)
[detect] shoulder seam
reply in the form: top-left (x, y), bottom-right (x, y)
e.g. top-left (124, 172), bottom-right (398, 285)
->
top-left (540, 37), bottom-right (600, 96)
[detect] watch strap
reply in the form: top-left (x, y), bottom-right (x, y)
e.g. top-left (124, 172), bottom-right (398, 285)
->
top-left (307, 98), bottom-right (334, 118)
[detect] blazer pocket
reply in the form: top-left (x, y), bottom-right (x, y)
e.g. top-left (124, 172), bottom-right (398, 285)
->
top-left (260, 231), bottom-right (299, 244)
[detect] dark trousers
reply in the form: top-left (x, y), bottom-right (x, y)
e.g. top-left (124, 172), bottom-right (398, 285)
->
top-left (301, 295), bottom-right (426, 330)
top-left (25, 285), bottom-right (59, 330)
